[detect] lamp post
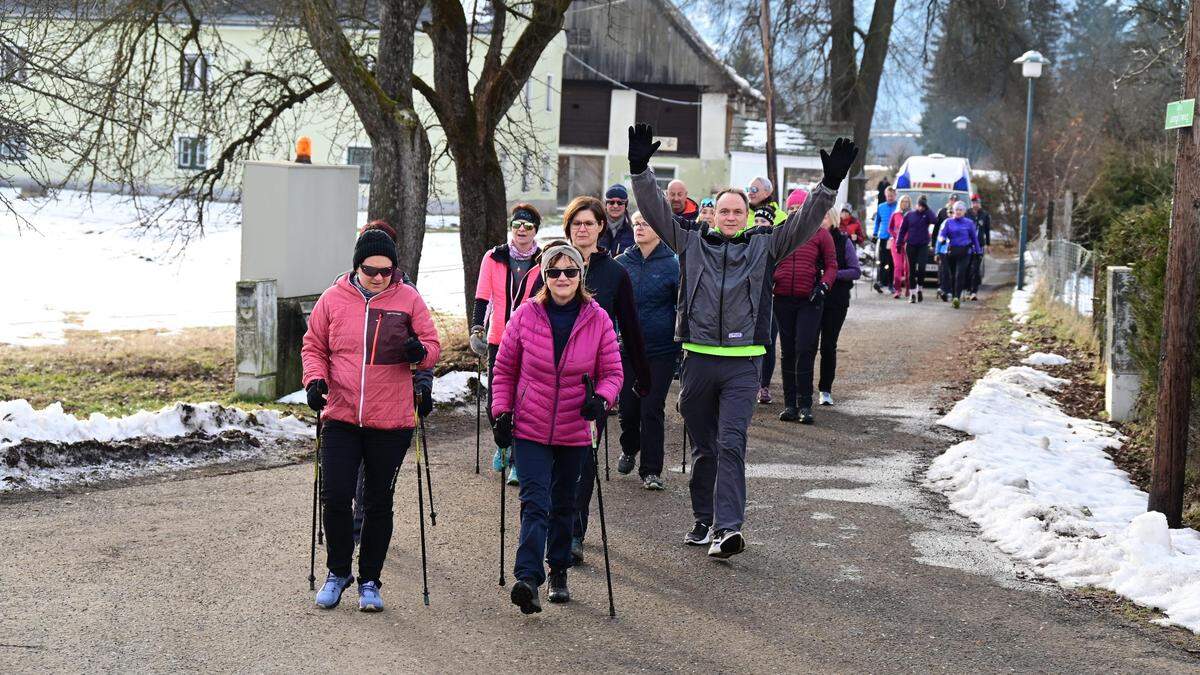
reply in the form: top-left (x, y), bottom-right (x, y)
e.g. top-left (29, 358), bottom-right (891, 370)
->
top-left (952, 115), bottom-right (970, 158)
top-left (1014, 50), bottom-right (1048, 290)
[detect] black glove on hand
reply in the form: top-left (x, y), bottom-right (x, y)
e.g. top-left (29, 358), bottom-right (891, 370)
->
top-left (306, 379), bottom-right (328, 413)
top-left (415, 384), bottom-right (433, 419)
top-left (820, 137), bottom-right (859, 190)
top-left (493, 413), bottom-right (513, 449)
top-left (627, 124), bottom-right (661, 175)
top-left (809, 282), bottom-right (829, 303)
top-left (581, 392), bottom-right (608, 421)
top-left (402, 337), bottom-right (427, 364)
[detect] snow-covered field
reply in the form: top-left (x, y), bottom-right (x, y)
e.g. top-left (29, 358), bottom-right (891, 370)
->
top-left (926, 258), bottom-right (1200, 633)
top-left (0, 188), bottom-right (471, 346)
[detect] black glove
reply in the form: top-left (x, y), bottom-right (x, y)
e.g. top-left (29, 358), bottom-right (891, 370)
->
top-left (581, 392), bottom-right (608, 421)
top-left (402, 337), bottom-right (427, 364)
top-left (627, 124), bottom-right (661, 175)
top-left (820, 137), bottom-right (859, 190)
top-left (492, 412), bottom-right (513, 449)
top-left (306, 379), bottom-right (328, 413)
top-left (415, 384), bottom-right (433, 419)
top-left (809, 282), bottom-right (829, 304)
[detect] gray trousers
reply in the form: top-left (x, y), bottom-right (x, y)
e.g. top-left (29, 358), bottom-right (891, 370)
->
top-left (679, 351), bottom-right (761, 532)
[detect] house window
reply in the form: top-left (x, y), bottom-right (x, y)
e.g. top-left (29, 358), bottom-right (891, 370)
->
top-left (651, 165), bottom-right (676, 192)
top-left (176, 136), bottom-right (207, 170)
top-left (347, 146), bottom-right (373, 184)
top-left (520, 152), bottom-right (532, 192)
top-left (181, 53), bottom-right (208, 91)
top-left (567, 28), bottom-right (591, 48)
top-left (0, 134), bottom-right (27, 160)
top-left (545, 74), bottom-right (553, 112)
top-left (2, 47), bottom-right (27, 82)
top-left (541, 157), bottom-right (553, 191)
top-left (556, 154), bottom-right (604, 207)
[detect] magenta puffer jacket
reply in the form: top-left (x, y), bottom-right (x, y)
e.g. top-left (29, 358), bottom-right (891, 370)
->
top-left (490, 299), bottom-right (623, 447)
top-left (302, 273), bottom-right (441, 430)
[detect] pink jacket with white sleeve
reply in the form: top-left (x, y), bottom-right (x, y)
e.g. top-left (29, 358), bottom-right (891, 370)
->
top-left (490, 298), bottom-right (623, 447)
top-left (302, 273), bottom-right (441, 430)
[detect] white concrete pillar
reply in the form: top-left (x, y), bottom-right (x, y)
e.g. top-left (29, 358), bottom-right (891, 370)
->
top-left (608, 90), bottom-right (637, 157)
top-left (235, 279), bottom-right (277, 399)
top-left (700, 92), bottom-right (728, 160)
top-left (1105, 266), bottom-right (1140, 422)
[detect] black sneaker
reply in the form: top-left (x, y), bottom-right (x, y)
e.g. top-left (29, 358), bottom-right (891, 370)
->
top-left (642, 474), bottom-right (664, 491)
top-left (917, 289), bottom-right (923, 303)
top-left (708, 529), bottom-right (746, 559)
top-left (616, 453), bottom-right (636, 475)
top-left (510, 579), bottom-right (542, 614)
top-left (570, 537), bottom-right (584, 564)
top-left (684, 521), bottom-right (712, 546)
top-left (547, 570), bottom-right (570, 603)
top-left (799, 407), bottom-right (814, 425)
top-left (779, 407), bottom-right (799, 422)
top-left (872, 282), bottom-right (883, 294)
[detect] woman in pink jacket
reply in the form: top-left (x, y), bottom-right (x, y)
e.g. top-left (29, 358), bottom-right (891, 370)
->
top-left (471, 203), bottom-right (543, 481)
top-left (301, 229), bottom-right (442, 613)
top-left (887, 194), bottom-right (912, 299)
top-left (490, 242), bottom-right (623, 614)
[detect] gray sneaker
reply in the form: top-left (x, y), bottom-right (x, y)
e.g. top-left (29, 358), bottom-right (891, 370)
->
top-left (617, 453), bottom-right (636, 475)
top-left (642, 474), bottom-right (664, 490)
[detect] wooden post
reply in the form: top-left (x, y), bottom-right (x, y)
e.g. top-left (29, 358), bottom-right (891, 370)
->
top-left (1063, 190), bottom-right (1074, 241)
top-left (1149, 2), bottom-right (1200, 527)
top-left (758, 0), bottom-right (778, 191)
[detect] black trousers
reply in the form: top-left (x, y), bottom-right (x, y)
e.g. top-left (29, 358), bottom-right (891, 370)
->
top-left (817, 303), bottom-right (849, 393)
top-left (775, 296), bottom-right (824, 409)
top-left (760, 316), bottom-right (778, 388)
top-left (946, 246), bottom-right (971, 299)
top-left (321, 420), bottom-right (413, 584)
top-left (906, 246), bottom-right (928, 293)
top-left (618, 354), bottom-right (676, 477)
top-left (968, 253), bottom-right (984, 293)
top-left (877, 240), bottom-right (894, 287)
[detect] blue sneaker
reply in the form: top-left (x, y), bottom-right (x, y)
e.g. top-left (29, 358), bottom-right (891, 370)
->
top-left (507, 464), bottom-right (519, 486)
top-left (315, 571), bottom-right (354, 609)
top-left (492, 447), bottom-right (506, 472)
top-left (358, 580), bottom-right (384, 612)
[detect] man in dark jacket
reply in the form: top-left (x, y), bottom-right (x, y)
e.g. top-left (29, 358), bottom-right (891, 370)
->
top-left (600, 184), bottom-right (636, 255)
top-left (966, 195), bottom-right (991, 299)
top-left (629, 123), bottom-right (856, 559)
top-left (614, 211), bottom-right (680, 490)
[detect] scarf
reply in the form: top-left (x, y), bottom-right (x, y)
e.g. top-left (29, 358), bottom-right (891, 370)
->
top-left (509, 241), bottom-right (537, 261)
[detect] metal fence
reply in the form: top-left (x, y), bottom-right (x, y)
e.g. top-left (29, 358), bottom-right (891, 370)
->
top-left (1031, 238), bottom-right (1095, 318)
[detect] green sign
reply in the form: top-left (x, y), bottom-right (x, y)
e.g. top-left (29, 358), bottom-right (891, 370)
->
top-left (1165, 98), bottom-right (1195, 129)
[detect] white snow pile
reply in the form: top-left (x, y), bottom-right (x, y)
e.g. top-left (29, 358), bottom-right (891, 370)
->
top-left (277, 370), bottom-right (487, 407)
top-left (1009, 283), bottom-right (1034, 324)
top-left (927, 366), bottom-right (1200, 632)
top-left (0, 399), bottom-right (310, 450)
top-left (1021, 352), bottom-right (1071, 367)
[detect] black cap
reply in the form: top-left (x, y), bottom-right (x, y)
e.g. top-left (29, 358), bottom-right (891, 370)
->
top-left (353, 229), bottom-right (398, 270)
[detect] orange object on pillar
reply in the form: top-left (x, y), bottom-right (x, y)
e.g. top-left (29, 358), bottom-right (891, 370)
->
top-left (295, 136), bottom-right (312, 164)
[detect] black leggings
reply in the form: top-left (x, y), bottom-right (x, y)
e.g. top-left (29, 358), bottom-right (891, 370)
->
top-left (775, 296), bottom-right (824, 408)
top-left (906, 246), bottom-right (928, 293)
top-left (818, 303), bottom-right (849, 393)
top-left (946, 246), bottom-right (971, 299)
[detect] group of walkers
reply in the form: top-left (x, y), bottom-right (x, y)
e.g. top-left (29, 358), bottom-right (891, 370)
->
top-left (299, 124), bottom-right (858, 615)
top-left (871, 188), bottom-right (991, 308)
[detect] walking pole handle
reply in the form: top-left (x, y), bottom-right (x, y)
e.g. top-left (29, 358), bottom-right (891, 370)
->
top-left (582, 374), bottom-right (598, 447)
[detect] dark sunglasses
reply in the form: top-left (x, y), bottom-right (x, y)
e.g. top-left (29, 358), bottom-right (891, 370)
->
top-left (510, 219), bottom-right (537, 231)
top-left (545, 268), bottom-right (581, 279)
top-left (746, 186), bottom-right (761, 195)
top-left (359, 264), bottom-right (394, 278)
top-left (605, 199), bottom-right (627, 206)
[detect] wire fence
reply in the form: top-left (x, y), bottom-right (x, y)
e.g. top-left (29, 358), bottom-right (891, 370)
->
top-left (1031, 238), bottom-right (1095, 318)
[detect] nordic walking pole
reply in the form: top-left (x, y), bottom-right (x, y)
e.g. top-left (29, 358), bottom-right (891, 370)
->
top-left (308, 412), bottom-right (322, 590)
top-left (475, 357), bottom-right (483, 474)
top-left (415, 417), bottom-right (431, 606)
top-left (498, 436), bottom-right (508, 587)
top-left (417, 394), bottom-right (437, 526)
top-left (603, 410), bottom-right (611, 481)
top-left (583, 375), bottom-right (617, 618)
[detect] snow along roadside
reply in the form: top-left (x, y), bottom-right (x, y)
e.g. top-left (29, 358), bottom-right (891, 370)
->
top-left (925, 289), bottom-right (1200, 632)
top-left (277, 370), bottom-right (487, 407)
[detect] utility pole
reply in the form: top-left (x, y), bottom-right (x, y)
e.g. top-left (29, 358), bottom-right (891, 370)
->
top-left (758, 0), bottom-right (778, 192)
top-left (1149, 1), bottom-right (1200, 528)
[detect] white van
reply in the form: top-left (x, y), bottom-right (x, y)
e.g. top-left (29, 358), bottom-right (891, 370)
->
top-left (894, 154), bottom-right (973, 214)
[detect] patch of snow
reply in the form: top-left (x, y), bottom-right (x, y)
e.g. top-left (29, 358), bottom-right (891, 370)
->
top-left (927, 365), bottom-right (1200, 633)
top-left (431, 370), bottom-right (487, 405)
top-left (740, 119), bottom-right (813, 154)
top-left (1021, 352), bottom-right (1071, 367)
top-left (278, 389), bottom-right (307, 405)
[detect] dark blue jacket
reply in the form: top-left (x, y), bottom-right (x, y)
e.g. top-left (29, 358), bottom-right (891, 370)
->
top-left (599, 215), bottom-right (636, 257)
top-left (616, 242), bottom-right (681, 359)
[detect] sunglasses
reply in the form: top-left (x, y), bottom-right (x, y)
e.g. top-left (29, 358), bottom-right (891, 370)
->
top-left (359, 264), bottom-right (394, 278)
top-left (511, 219), bottom-right (537, 232)
top-left (746, 186), bottom-right (761, 195)
top-left (545, 268), bottom-right (581, 279)
top-left (605, 199), bottom-right (627, 206)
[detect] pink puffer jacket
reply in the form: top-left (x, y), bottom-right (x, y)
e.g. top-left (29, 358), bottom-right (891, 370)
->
top-left (302, 273), bottom-right (441, 430)
top-left (490, 299), bottom-right (623, 447)
top-left (475, 245), bottom-right (541, 346)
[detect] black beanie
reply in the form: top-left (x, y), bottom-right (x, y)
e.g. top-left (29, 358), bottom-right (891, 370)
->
top-left (353, 229), bottom-right (398, 269)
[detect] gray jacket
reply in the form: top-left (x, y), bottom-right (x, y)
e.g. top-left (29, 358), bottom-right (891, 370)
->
top-left (632, 167), bottom-right (834, 347)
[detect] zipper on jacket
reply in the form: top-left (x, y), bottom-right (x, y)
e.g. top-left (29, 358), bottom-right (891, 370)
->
top-left (546, 304), bottom-right (594, 443)
top-left (718, 245), bottom-right (728, 345)
top-left (358, 295), bottom-right (375, 426)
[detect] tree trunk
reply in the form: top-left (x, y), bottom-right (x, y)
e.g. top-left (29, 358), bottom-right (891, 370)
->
top-left (368, 131), bottom-right (431, 280)
top-left (759, 0), bottom-right (778, 190)
top-left (451, 140), bottom-right (510, 321)
top-left (1149, 2), bottom-right (1200, 528)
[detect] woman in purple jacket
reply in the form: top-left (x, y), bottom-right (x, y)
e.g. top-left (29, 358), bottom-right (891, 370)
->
top-left (490, 243), bottom-right (623, 614)
top-left (896, 195), bottom-right (938, 303)
top-left (817, 209), bottom-right (861, 406)
top-left (936, 201), bottom-right (982, 308)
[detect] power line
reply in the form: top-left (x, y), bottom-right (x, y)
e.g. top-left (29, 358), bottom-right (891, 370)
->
top-left (563, 50), bottom-right (703, 107)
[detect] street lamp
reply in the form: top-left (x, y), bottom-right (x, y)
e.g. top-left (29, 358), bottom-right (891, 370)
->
top-left (1014, 50), bottom-right (1048, 290)
top-left (952, 115), bottom-right (970, 158)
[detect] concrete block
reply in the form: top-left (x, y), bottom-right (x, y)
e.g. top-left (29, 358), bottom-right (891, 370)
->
top-left (235, 374), bottom-right (277, 400)
top-left (1105, 266), bottom-right (1140, 422)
